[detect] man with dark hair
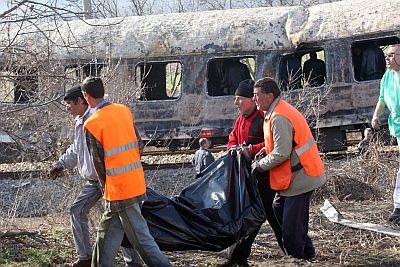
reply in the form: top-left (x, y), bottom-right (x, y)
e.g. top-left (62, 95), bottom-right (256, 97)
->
top-left (303, 52), bottom-right (326, 87)
top-left (252, 77), bottom-right (327, 260)
top-left (218, 79), bottom-right (283, 267)
top-left (371, 44), bottom-right (400, 225)
top-left (81, 77), bottom-right (171, 267)
top-left (192, 138), bottom-right (214, 178)
top-left (50, 85), bottom-right (141, 267)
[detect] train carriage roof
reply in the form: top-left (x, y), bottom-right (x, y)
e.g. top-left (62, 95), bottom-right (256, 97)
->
top-left (1, 0), bottom-right (400, 61)
top-left (291, 0), bottom-right (400, 44)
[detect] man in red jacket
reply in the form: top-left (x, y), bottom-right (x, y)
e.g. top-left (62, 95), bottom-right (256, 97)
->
top-left (219, 79), bottom-right (283, 267)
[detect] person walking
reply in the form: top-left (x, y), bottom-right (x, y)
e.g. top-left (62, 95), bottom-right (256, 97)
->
top-left (218, 79), bottom-right (283, 267)
top-left (81, 77), bottom-right (171, 267)
top-left (371, 44), bottom-right (400, 225)
top-left (192, 138), bottom-right (215, 178)
top-left (49, 85), bottom-right (142, 267)
top-left (251, 77), bottom-right (327, 260)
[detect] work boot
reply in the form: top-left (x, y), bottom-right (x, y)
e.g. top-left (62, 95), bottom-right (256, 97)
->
top-left (216, 259), bottom-right (249, 267)
top-left (64, 259), bottom-right (91, 267)
top-left (388, 208), bottom-right (400, 222)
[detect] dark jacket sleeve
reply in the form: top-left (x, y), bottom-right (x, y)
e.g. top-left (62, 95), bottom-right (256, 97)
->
top-left (85, 130), bottom-right (106, 188)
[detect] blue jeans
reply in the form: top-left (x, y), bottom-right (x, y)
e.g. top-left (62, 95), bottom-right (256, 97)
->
top-left (92, 202), bottom-right (171, 267)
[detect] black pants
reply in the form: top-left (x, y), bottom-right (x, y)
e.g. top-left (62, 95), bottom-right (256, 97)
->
top-left (272, 191), bottom-right (315, 259)
top-left (228, 175), bottom-right (284, 261)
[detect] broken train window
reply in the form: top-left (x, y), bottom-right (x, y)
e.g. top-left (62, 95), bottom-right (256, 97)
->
top-left (64, 61), bottom-right (105, 87)
top-left (279, 48), bottom-right (326, 91)
top-left (207, 57), bottom-right (255, 97)
top-left (0, 67), bottom-right (38, 104)
top-left (135, 61), bottom-right (182, 101)
top-left (352, 37), bottom-right (399, 82)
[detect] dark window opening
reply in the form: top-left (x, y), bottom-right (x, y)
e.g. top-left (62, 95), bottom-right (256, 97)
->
top-left (279, 48), bottom-right (326, 91)
top-left (352, 37), bottom-right (399, 82)
top-left (135, 61), bottom-right (182, 101)
top-left (0, 67), bottom-right (38, 104)
top-left (65, 61), bottom-right (105, 85)
top-left (207, 57), bottom-right (255, 97)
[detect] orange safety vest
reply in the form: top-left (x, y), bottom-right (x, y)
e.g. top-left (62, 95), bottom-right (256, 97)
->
top-left (264, 99), bottom-right (324, 190)
top-left (84, 103), bottom-right (146, 201)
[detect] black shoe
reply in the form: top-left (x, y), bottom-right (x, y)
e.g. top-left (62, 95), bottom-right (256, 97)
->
top-left (388, 208), bottom-right (400, 222)
top-left (216, 259), bottom-right (249, 267)
top-left (304, 248), bottom-right (316, 260)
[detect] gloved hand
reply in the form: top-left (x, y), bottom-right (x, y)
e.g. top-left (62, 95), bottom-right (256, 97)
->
top-left (251, 160), bottom-right (262, 174)
top-left (49, 164), bottom-right (64, 180)
top-left (241, 144), bottom-right (252, 161)
top-left (229, 145), bottom-right (238, 157)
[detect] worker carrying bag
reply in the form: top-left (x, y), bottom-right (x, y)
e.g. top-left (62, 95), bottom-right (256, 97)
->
top-left (123, 152), bottom-right (266, 251)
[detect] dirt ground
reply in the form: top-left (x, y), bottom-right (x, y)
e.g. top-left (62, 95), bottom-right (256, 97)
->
top-left (2, 149), bottom-right (400, 266)
top-left (1, 199), bottom-right (400, 267)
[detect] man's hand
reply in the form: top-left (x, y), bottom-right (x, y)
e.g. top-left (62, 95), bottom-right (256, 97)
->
top-left (251, 160), bottom-right (261, 174)
top-left (241, 144), bottom-right (252, 161)
top-left (229, 145), bottom-right (238, 157)
top-left (371, 117), bottom-right (380, 130)
top-left (49, 164), bottom-right (63, 179)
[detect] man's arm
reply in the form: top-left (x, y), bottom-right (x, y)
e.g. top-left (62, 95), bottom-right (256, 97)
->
top-left (371, 100), bottom-right (386, 129)
top-left (58, 142), bottom-right (78, 169)
top-left (258, 116), bottom-right (293, 171)
top-left (85, 130), bottom-right (106, 188)
top-left (227, 118), bottom-right (240, 150)
top-left (134, 124), bottom-right (144, 156)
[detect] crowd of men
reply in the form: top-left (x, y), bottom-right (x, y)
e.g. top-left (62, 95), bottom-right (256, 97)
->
top-left (51, 44), bottom-right (400, 267)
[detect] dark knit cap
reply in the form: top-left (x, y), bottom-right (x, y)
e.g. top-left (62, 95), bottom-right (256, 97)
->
top-left (64, 85), bottom-right (83, 101)
top-left (235, 79), bottom-right (255, 98)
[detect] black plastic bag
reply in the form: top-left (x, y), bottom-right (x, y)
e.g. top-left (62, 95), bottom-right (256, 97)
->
top-left (125, 153), bottom-right (266, 251)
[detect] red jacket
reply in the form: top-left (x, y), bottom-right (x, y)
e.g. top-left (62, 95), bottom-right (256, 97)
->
top-left (227, 108), bottom-right (264, 157)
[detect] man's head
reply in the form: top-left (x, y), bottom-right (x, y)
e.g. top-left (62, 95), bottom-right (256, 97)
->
top-left (364, 128), bottom-right (373, 140)
top-left (199, 138), bottom-right (211, 149)
top-left (234, 79), bottom-right (256, 117)
top-left (386, 44), bottom-right (400, 71)
top-left (81, 77), bottom-right (105, 108)
top-left (253, 77), bottom-right (281, 112)
top-left (64, 84), bottom-right (88, 117)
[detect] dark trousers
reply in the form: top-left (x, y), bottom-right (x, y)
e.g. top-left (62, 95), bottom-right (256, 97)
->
top-left (228, 175), bottom-right (284, 261)
top-left (272, 191), bottom-right (315, 259)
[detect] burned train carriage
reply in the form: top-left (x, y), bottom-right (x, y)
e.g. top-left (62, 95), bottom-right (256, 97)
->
top-left (1, 0), bottom-right (400, 152)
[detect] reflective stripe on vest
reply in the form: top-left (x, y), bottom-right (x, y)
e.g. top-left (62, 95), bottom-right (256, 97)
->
top-left (295, 137), bottom-right (315, 156)
top-left (106, 161), bottom-right (142, 176)
top-left (104, 141), bottom-right (140, 157)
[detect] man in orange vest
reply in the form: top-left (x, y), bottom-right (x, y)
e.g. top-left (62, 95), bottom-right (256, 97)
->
top-left (251, 77), bottom-right (327, 260)
top-left (81, 77), bottom-right (171, 267)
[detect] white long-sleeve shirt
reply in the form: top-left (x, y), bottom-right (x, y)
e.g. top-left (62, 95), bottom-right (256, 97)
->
top-left (57, 107), bottom-right (99, 181)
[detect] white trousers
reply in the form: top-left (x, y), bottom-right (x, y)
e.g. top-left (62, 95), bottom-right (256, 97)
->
top-left (395, 138), bottom-right (400, 208)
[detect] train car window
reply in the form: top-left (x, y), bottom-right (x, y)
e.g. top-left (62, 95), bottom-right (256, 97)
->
top-left (352, 37), bottom-right (399, 82)
top-left (207, 57), bottom-right (255, 96)
top-left (135, 61), bottom-right (182, 101)
top-left (0, 67), bottom-right (38, 104)
top-left (65, 62), bottom-right (105, 86)
top-left (279, 49), bottom-right (326, 91)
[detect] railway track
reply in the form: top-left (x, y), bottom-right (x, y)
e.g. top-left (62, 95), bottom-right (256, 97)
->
top-left (2, 147), bottom-right (393, 181)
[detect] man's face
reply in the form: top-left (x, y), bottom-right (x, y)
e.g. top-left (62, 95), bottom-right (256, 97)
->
top-left (253, 87), bottom-right (274, 112)
top-left (82, 91), bottom-right (96, 108)
top-left (386, 46), bottom-right (400, 71)
top-left (234, 96), bottom-right (256, 116)
top-left (65, 98), bottom-right (86, 117)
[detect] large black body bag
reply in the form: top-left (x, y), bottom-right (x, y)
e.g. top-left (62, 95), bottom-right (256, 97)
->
top-left (129, 153), bottom-right (266, 252)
